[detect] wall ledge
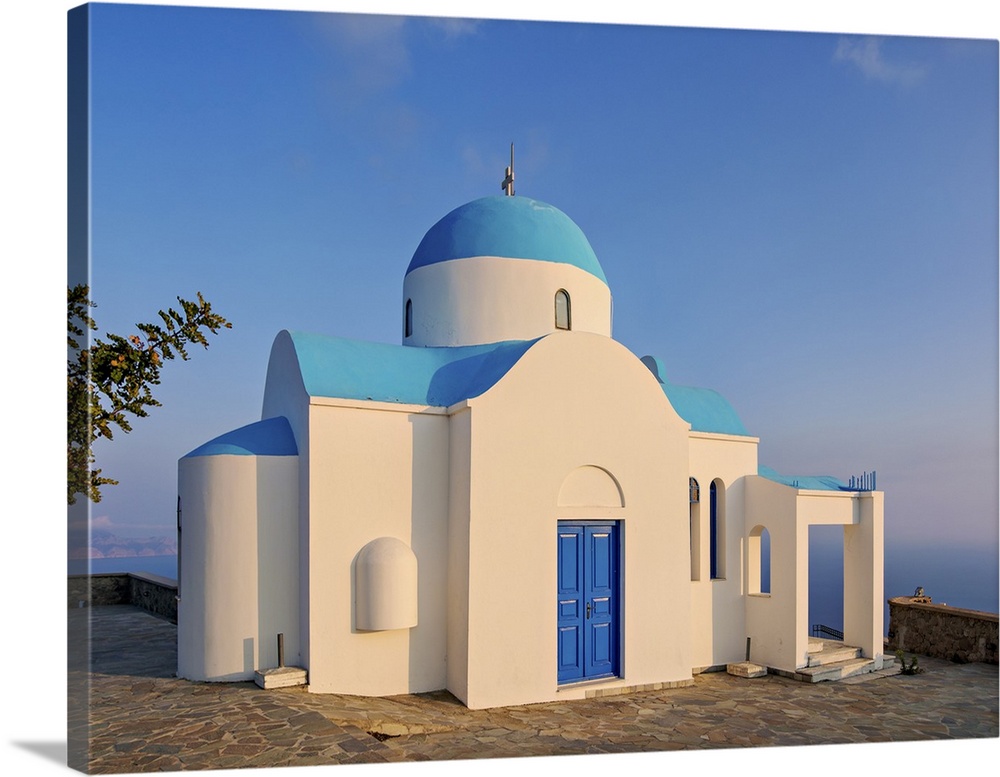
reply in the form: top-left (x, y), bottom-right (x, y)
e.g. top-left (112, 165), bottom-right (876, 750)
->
top-left (887, 596), bottom-right (998, 664)
top-left (68, 572), bottom-right (178, 623)
top-left (888, 596), bottom-right (998, 623)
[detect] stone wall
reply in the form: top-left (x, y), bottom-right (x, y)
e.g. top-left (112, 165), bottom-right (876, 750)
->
top-left (68, 572), bottom-right (178, 624)
top-left (887, 596), bottom-right (998, 664)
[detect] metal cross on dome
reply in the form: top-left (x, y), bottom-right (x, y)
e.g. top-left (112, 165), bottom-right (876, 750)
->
top-left (501, 143), bottom-right (514, 195)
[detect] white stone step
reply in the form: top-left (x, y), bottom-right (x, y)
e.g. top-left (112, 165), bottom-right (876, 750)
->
top-left (726, 661), bottom-right (767, 678)
top-left (795, 657), bottom-right (878, 683)
top-left (806, 638), bottom-right (863, 667)
top-left (838, 661), bottom-right (900, 684)
top-left (254, 665), bottom-right (307, 689)
top-left (807, 646), bottom-right (862, 667)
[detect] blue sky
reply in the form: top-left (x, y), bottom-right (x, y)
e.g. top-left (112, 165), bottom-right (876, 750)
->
top-left (76, 3), bottom-right (997, 556)
top-left (2, 3), bottom-right (997, 776)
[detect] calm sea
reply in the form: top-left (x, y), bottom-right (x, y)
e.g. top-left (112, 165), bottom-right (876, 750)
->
top-left (69, 554), bottom-right (178, 580)
top-left (67, 538), bottom-right (998, 635)
top-left (808, 530), bottom-right (999, 634)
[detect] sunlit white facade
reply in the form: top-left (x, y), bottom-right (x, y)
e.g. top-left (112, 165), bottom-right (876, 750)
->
top-left (177, 193), bottom-right (884, 709)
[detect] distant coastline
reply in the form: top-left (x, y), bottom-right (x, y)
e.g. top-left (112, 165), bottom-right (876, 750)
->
top-left (68, 527), bottom-right (178, 581)
top-left (68, 529), bottom-right (176, 560)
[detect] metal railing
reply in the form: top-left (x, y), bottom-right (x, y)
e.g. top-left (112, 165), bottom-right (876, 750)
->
top-left (846, 471), bottom-right (876, 491)
top-left (811, 623), bottom-right (844, 640)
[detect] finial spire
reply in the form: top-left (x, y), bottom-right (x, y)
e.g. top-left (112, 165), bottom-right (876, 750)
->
top-left (501, 142), bottom-right (514, 196)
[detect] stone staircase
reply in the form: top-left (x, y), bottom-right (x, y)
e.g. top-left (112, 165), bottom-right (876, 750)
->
top-left (791, 637), bottom-right (895, 683)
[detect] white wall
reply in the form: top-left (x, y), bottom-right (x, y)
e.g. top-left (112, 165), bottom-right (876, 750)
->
top-left (260, 330), bottom-right (313, 670)
top-left (744, 476), bottom-right (883, 673)
top-left (402, 257), bottom-right (612, 347)
top-left (446, 407), bottom-right (472, 703)
top-left (843, 491), bottom-right (884, 664)
top-left (302, 400), bottom-right (450, 696)
top-left (177, 454), bottom-right (299, 682)
top-left (744, 475), bottom-right (804, 672)
top-left (261, 330), bottom-right (311, 448)
top-left (687, 432), bottom-right (759, 669)
top-left (456, 332), bottom-right (693, 709)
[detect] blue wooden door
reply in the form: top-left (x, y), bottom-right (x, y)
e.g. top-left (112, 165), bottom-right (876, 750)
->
top-left (557, 527), bottom-right (584, 682)
top-left (557, 523), bottom-right (619, 683)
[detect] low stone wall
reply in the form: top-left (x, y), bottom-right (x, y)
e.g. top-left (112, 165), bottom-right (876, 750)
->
top-left (887, 596), bottom-right (998, 664)
top-left (68, 572), bottom-right (178, 624)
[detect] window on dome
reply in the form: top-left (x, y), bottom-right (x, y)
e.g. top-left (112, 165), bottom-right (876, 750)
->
top-left (404, 299), bottom-right (413, 338)
top-left (555, 289), bottom-right (571, 330)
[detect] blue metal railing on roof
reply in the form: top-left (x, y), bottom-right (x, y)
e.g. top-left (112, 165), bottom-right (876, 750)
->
top-left (846, 471), bottom-right (876, 491)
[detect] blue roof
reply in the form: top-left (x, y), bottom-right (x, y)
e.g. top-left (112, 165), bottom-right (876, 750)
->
top-left (640, 355), bottom-right (750, 436)
top-left (406, 196), bottom-right (608, 285)
top-left (758, 465), bottom-right (849, 492)
top-left (286, 331), bottom-right (539, 407)
top-left (183, 416), bottom-right (298, 458)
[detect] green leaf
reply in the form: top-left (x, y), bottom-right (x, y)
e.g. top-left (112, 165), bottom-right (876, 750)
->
top-left (67, 284), bottom-right (232, 504)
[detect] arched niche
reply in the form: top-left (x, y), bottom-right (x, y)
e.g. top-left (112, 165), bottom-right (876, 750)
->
top-left (355, 537), bottom-right (418, 631)
top-left (748, 524), bottom-right (771, 596)
top-left (557, 465), bottom-right (625, 508)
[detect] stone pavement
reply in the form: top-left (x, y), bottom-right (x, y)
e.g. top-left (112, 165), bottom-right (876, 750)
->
top-left (70, 605), bottom-right (998, 774)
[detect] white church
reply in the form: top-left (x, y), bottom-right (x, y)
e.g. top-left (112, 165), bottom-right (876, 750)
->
top-left (177, 174), bottom-right (885, 709)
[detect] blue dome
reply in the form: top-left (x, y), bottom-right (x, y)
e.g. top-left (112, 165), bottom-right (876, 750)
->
top-left (183, 417), bottom-right (298, 458)
top-left (406, 196), bottom-right (607, 285)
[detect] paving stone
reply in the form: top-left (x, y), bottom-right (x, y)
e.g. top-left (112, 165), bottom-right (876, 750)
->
top-left (70, 605), bottom-right (1000, 772)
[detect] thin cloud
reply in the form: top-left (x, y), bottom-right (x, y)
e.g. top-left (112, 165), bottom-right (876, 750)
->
top-left (315, 13), bottom-right (411, 97)
top-left (312, 14), bottom-right (479, 100)
top-left (460, 144), bottom-right (490, 179)
top-left (91, 515), bottom-right (114, 530)
top-left (460, 143), bottom-right (519, 190)
top-left (72, 513), bottom-right (167, 536)
top-left (834, 37), bottom-right (927, 86)
top-left (460, 135), bottom-right (550, 192)
top-left (428, 17), bottom-right (481, 39)
top-left (70, 513), bottom-right (113, 532)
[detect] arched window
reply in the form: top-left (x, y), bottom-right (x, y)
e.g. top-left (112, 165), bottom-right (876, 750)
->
top-left (748, 525), bottom-right (771, 595)
top-left (404, 299), bottom-right (413, 338)
top-left (555, 289), bottom-right (571, 330)
top-left (689, 478), bottom-right (701, 581)
top-left (710, 479), bottom-right (726, 579)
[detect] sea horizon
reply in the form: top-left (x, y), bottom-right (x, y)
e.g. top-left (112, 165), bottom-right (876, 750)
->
top-left (68, 536), bottom-right (998, 636)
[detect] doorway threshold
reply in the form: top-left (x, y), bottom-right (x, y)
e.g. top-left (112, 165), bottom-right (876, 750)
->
top-left (556, 675), bottom-right (619, 692)
top-left (557, 676), bottom-right (695, 698)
